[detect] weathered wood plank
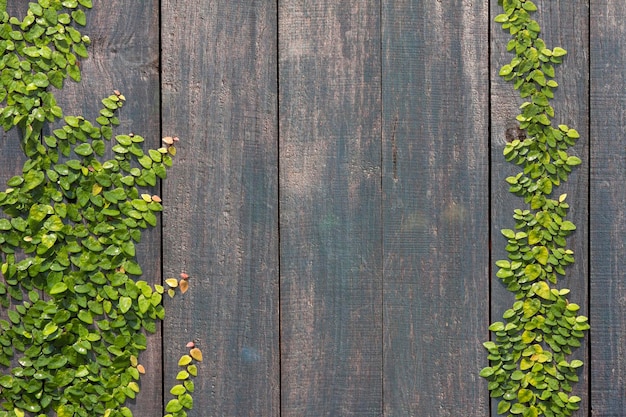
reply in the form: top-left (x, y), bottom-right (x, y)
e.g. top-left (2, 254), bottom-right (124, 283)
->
top-left (52, 2), bottom-right (164, 414)
top-left (278, 1), bottom-right (382, 415)
top-left (490, 0), bottom-right (589, 414)
top-left (381, 1), bottom-right (490, 415)
top-left (590, 1), bottom-right (626, 414)
top-left (0, 1), bottom-right (30, 188)
top-left (161, 1), bottom-right (279, 415)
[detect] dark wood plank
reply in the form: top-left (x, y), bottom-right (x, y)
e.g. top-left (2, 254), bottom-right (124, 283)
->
top-left (161, 1), bottom-right (279, 415)
top-left (490, 0), bottom-right (589, 414)
top-left (590, 1), bottom-right (626, 414)
top-left (0, 2), bottom-right (27, 298)
top-left (381, 1), bottom-right (490, 415)
top-left (0, 0), bottom-right (30, 187)
top-left (53, 2), bottom-right (164, 414)
top-left (278, 1), bottom-right (382, 415)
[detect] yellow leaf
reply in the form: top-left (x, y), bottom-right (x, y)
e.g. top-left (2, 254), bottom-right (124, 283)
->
top-left (92, 183), bottom-right (102, 196)
top-left (178, 355), bottom-right (192, 366)
top-left (165, 278), bottom-right (178, 288)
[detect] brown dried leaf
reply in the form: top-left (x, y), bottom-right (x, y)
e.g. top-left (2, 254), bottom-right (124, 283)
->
top-left (190, 347), bottom-right (203, 362)
top-left (179, 279), bottom-right (189, 294)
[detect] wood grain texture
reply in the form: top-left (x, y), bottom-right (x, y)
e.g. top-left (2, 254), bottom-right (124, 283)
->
top-left (381, 1), bottom-right (490, 416)
top-left (0, 2), bottom-right (30, 188)
top-left (590, 0), bottom-right (626, 414)
top-left (161, 1), bottom-right (279, 416)
top-left (54, 2), bottom-right (164, 415)
top-left (490, 0), bottom-right (589, 414)
top-left (278, 1), bottom-right (382, 415)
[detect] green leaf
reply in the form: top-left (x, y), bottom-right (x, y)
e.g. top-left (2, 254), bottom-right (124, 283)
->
top-left (499, 64), bottom-right (513, 76)
top-left (561, 221), bottom-right (576, 231)
top-left (165, 399), bottom-right (183, 413)
top-left (170, 384), bottom-right (186, 396)
top-left (566, 156), bottom-right (582, 166)
top-left (0, 218), bottom-right (12, 230)
top-left (489, 322), bottom-right (505, 332)
top-left (41, 233), bottom-right (57, 249)
top-left (49, 282), bottom-right (68, 295)
top-left (78, 310), bottom-right (93, 324)
top-left (71, 9), bottom-right (87, 25)
top-left (522, 1), bottom-right (537, 11)
top-left (123, 261), bottom-right (143, 276)
top-left (179, 393), bottom-right (194, 409)
top-left (532, 281), bottom-right (551, 299)
top-left (74, 143), bottom-right (93, 156)
top-left (534, 246), bottom-right (549, 265)
top-left (497, 401), bottom-right (511, 414)
top-left (510, 402), bottom-right (526, 414)
top-left (57, 404), bottom-right (74, 417)
top-left (23, 169), bottom-right (45, 191)
top-left (119, 296), bottom-right (132, 314)
top-left (68, 64), bottom-right (81, 81)
top-left (494, 14), bottom-right (509, 23)
top-left (501, 229), bottom-right (516, 239)
top-left (523, 298), bottom-right (541, 318)
top-left (518, 388), bottom-right (534, 403)
top-left (524, 264), bottom-right (542, 282)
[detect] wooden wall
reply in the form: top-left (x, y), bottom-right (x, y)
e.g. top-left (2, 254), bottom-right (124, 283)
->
top-left (2, 0), bottom-right (626, 415)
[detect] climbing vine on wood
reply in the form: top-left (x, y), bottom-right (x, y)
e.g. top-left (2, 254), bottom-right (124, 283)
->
top-left (0, 1), bottom-right (200, 416)
top-left (481, 1), bottom-right (589, 416)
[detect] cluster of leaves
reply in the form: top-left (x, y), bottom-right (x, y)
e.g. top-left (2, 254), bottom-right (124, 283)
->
top-left (164, 344), bottom-right (202, 417)
top-left (0, 0), bottom-right (92, 144)
top-left (0, 2), bottom-right (201, 417)
top-left (481, 1), bottom-right (589, 417)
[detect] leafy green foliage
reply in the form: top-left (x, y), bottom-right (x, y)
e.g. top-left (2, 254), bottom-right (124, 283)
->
top-left (482, 1), bottom-right (589, 416)
top-left (0, 2), bottom-right (200, 416)
top-left (0, 0), bottom-right (92, 145)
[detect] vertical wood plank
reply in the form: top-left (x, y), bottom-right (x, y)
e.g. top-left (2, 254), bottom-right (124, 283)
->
top-left (381, 1), bottom-right (490, 415)
top-left (53, 2), bottom-right (164, 414)
top-left (0, 5), bottom-right (31, 194)
top-left (490, 0), bottom-right (589, 414)
top-left (590, 0), bottom-right (626, 414)
top-left (161, 1), bottom-right (279, 415)
top-left (278, 1), bottom-right (382, 415)
top-left (0, 0), bottom-right (27, 295)
top-left (0, 130), bottom-right (23, 196)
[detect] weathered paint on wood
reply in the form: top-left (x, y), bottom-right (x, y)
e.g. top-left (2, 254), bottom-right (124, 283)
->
top-left (490, 0), bottom-right (590, 414)
top-left (381, 1), bottom-right (490, 416)
top-left (590, 1), bottom-right (626, 414)
top-left (278, 1), bottom-right (383, 415)
top-left (161, 0), bottom-right (279, 415)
